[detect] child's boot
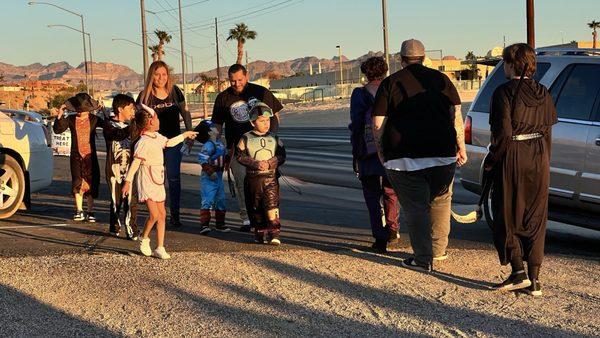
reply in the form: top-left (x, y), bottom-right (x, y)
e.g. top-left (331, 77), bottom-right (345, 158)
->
top-left (215, 210), bottom-right (230, 232)
top-left (267, 218), bottom-right (282, 246)
top-left (199, 209), bottom-right (211, 234)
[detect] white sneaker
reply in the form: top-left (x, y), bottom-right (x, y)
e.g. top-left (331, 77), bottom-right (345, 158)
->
top-left (153, 246), bottom-right (171, 260)
top-left (139, 237), bottom-right (152, 257)
top-left (269, 238), bottom-right (281, 246)
top-left (242, 219), bottom-right (251, 226)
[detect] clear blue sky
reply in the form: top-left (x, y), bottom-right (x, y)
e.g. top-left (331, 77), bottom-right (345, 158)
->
top-left (2, 0), bottom-right (599, 75)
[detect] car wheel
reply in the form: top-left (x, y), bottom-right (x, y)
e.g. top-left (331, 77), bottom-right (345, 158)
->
top-left (482, 182), bottom-right (494, 229)
top-left (0, 155), bottom-right (26, 219)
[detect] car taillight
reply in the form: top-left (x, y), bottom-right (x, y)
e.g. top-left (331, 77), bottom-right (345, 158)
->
top-left (42, 125), bottom-right (52, 147)
top-left (465, 115), bottom-right (472, 145)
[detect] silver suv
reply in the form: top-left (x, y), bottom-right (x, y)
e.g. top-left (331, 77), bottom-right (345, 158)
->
top-left (460, 49), bottom-right (600, 230)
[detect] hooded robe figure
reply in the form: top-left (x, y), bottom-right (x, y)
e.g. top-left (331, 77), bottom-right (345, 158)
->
top-left (484, 78), bottom-right (558, 269)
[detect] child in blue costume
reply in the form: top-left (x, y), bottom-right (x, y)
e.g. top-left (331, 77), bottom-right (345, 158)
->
top-left (196, 120), bottom-right (229, 233)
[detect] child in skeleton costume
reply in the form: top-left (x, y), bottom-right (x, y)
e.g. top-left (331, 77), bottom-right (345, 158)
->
top-left (236, 102), bottom-right (286, 245)
top-left (122, 104), bottom-right (197, 259)
top-left (196, 120), bottom-right (229, 234)
top-left (104, 94), bottom-right (137, 239)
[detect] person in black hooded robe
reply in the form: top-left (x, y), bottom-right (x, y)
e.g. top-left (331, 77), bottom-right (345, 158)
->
top-left (485, 43), bottom-right (557, 297)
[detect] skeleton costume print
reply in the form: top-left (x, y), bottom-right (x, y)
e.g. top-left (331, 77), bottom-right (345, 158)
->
top-left (103, 119), bottom-right (138, 238)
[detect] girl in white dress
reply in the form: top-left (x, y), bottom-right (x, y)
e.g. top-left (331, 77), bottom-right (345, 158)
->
top-left (122, 104), bottom-right (197, 259)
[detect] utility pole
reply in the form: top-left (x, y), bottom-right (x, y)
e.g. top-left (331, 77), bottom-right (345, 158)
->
top-left (526, 0), bottom-right (535, 48)
top-left (215, 17), bottom-right (221, 92)
top-left (381, 0), bottom-right (390, 75)
top-left (178, 0), bottom-right (187, 96)
top-left (245, 51), bottom-right (250, 79)
top-left (79, 15), bottom-right (89, 93)
top-left (336, 45), bottom-right (343, 85)
top-left (140, 0), bottom-right (149, 81)
top-left (87, 33), bottom-right (94, 94)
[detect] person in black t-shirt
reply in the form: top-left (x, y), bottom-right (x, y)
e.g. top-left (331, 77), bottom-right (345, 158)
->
top-left (137, 61), bottom-right (193, 227)
top-left (211, 64), bottom-right (283, 231)
top-left (372, 39), bottom-right (467, 272)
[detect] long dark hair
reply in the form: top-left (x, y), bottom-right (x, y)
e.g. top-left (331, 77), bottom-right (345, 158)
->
top-left (130, 105), bottom-right (153, 144)
top-left (139, 61), bottom-right (174, 105)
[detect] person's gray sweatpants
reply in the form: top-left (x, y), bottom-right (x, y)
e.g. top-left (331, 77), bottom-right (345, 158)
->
top-left (386, 164), bottom-right (455, 266)
top-left (230, 152), bottom-right (249, 223)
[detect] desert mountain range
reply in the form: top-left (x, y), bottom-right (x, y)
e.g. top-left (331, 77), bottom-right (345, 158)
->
top-left (0, 50), bottom-right (421, 90)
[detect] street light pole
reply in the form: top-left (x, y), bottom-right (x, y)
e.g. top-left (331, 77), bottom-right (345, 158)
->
top-left (381, 0), bottom-right (390, 75)
top-left (215, 18), bottom-right (221, 92)
top-left (87, 32), bottom-right (94, 94)
top-left (28, 1), bottom-right (89, 93)
top-left (140, 0), bottom-right (149, 81)
top-left (80, 15), bottom-right (89, 93)
top-left (47, 24), bottom-right (94, 94)
top-left (336, 45), bottom-right (343, 85)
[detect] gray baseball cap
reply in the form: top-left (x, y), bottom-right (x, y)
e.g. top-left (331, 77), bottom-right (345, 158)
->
top-left (400, 39), bottom-right (426, 57)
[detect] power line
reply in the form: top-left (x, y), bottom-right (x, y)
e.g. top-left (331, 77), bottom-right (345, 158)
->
top-left (162, 0), bottom-right (283, 31)
top-left (218, 34), bottom-right (236, 58)
top-left (153, 0), bottom-right (212, 39)
top-left (163, 0), bottom-right (299, 33)
top-left (147, 1), bottom-right (210, 50)
top-left (150, 0), bottom-right (210, 14)
top-left (190, 0), bottom-right (302, 31)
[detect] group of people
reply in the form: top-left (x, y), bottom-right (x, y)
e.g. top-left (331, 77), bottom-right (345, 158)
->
top-left (54, 38), bottom-right (555, 297)
top-left (349, 39), bottom-right (555, 297)
top-left (53, 62), bottom-right (285, 259)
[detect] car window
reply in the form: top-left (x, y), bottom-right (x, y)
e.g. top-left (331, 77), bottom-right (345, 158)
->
top-left (551, 64), bottom-right (600, 121)
top-left (472, 61), bottom-right (550, 113)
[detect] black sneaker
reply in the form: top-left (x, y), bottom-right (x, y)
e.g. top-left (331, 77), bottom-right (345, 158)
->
top-left (254, 232), bottom-right (265, 244)
top-left (215, 224), bottom-right (231, 233)
top-left (73, 211), bottom-right (85, 221)
top-left (526, 279), bottom-right (542, 297)
top-left (109, 228), bottom-right (120, 237)
top-left (85, 212), bottom-right (96, 223)
top-left (370, 239), bottom-right (388, 254)
top-left (240, 224), bottom-right (252, 232)
top-left (401, 257), bottom-right (432, 273)
top-left (199, 226), bottom-right (211, 235)
top-left (169, 216), bottom-right (182, 227)
top-left (491, 271), bottom-right (532, 291)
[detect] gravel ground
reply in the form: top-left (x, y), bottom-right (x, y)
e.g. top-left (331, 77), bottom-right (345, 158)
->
top-left (0, 248), bottom-right (598, 337)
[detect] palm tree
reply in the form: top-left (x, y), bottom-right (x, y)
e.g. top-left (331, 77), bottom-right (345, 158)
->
top-left (227, 23), bottom-right (257, 65)
top-left (199, 74), bottom-right (216, 118)
top-left (588, 20), bottom-right (600, 49)
top-left (149, 45), bottom-right (161, 62)
top-left (154, 30), bottom-right (172, 61)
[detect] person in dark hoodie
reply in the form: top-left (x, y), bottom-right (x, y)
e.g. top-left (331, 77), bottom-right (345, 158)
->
top-left (485, 43), bottom-right (558, 297)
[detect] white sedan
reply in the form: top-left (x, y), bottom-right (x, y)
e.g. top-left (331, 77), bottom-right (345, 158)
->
top-left (0, 109), bottom-right (53, 219)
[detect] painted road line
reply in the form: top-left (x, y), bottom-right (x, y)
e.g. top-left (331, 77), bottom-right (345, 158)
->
top-left (284, 160), bottom-right (354, 172)
top-left (0, 223), bottom-right (69, 230)
top-left (286, 149), bottom-right (353, 159)
top-left (280, 137), bottom-right (348, 143)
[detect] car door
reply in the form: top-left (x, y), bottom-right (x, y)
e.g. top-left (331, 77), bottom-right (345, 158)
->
top-left (548, 63), bottom-right (600, 203)
top-left (580, 90), bottom-right (600, 208)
